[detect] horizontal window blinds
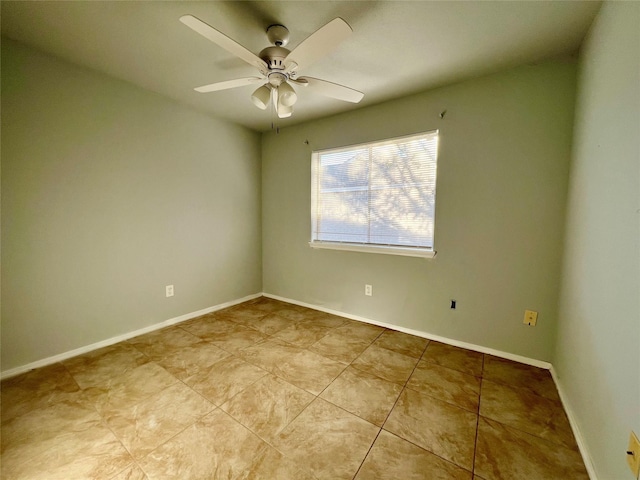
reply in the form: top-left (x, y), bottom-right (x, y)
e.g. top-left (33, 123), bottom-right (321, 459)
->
top-left (311, 131), bottom-right (438, 249)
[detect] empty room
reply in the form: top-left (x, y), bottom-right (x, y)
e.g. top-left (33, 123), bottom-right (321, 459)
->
top-left (1, 1), bottom-right (638, 479)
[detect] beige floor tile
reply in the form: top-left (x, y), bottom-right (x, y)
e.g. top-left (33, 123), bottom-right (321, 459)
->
top-left (236, 444), bottom-right (318, 480)
top-left (0, 363), bottom-right (81, 423)
top-left (334, 321), bottom-right (385, 342)
top-left (104, 382), bottom-right (213, 459)
top-left (138, 409), bottom-right (268, 479)
top-left (185, 355), bottom-right (268, 405)
top-left (110, 463), bottom-right (148, 480)
top-left (239, 338), bottom-right (303, 371)
top-left (309, 330), bottom-right (372, 364)
top-left (1, 417), bottom-right (132, 480)
top-left (83, 362), bottom-right (178, 415)
top-left (240, 339), bottom-right (345, 395)
top-left (127, 326), bottom-right (200, 359)
top-left (307, 311), bottom-right (350, 328)
top-left (1, 397), bottom-right (100, 457)
top-left (406, 361), bottom-right (481, 412)
top-left (373, 330), bottom-right (429, 358)
top-left (355, 429), bottom-right (472, 480)
top-left (479, 380), bottom-right (576, 448)
top-left (239, 312), bottom-right (295, 335)
top-left (178, 316), bottom-right (245, 339)
top-left (422, 342), bottom-right (484, 377)
top-left (274, 398), bottom-right (379, 480)
top-left (320, 366), bottom-right (403, 426)
top-left (152, 341), bottom-right (230, 381)
top-left (273, 348), bottom-right (346, 395)
top-left (246, 296), bottom-right (293, 313)
top-left (62, 343), bottom-right (150, 389)
top-left (208, 326), bottom-right (269, 354)
top-left (272, 320), bottom-right (334, 347)
top-left (273, 306), bottom-right (315, 322)
top-left (352, 344), bottom-right (419, 385)
top-left (221, 374), bottom-right (314, 441)
top-left (384, 388), bottom-right (478, 470)
top-left (474, 417), bottom-right (588, 480)
top-left (482, 355), bottom-right (560, 401)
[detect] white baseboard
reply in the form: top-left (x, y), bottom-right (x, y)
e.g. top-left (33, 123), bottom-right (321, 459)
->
top-left (263, 292), bottom-right (551, 369)
top-left (0, 292), bottom-right (262, 380)
top-left (549, 366), bottom-right (598, 480)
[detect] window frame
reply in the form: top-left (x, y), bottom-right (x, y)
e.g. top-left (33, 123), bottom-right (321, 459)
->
top-left (309, 131), bottom-right (439, 259)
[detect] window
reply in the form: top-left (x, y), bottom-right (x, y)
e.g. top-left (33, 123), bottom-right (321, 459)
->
top-left (310, 130), bottom-right (438, 258)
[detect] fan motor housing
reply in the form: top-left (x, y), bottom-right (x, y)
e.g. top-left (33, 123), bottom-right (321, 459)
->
top-left (259, 46), bottom-right (290, 71)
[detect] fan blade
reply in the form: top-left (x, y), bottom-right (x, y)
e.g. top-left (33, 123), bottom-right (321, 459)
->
top-left (284, 18), bottom-right (352, 73)
top-left (194, 77), bottom-right (264, 93)
top-left (294, 76), bottom-right (364, 103)
top-left (180, 15), bottom-right (268, 72)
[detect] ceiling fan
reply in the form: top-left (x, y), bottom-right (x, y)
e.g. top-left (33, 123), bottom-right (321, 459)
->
top-left (179, 15), bottom-right (364, 119)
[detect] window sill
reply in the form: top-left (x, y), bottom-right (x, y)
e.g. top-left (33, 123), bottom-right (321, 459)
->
top-left (309, 241), bottom-right (436, 258)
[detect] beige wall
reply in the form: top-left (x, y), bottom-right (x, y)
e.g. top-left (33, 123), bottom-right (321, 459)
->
top-left (1, 39), bottom-right (262, 372)
top-left (262, 60), bottom-right (577, 361)
top-left (555, 2), bottom-right (640, 478)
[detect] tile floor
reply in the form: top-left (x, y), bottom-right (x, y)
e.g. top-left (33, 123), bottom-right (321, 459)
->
top-left (1, 297), bottom-right (589, 479)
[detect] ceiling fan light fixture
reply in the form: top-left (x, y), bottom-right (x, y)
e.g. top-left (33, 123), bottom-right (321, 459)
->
top-left (251, 84), bottom-right (271, 109)
top-left (278, 81), bottom-right (298, 107)
top-left (277, 103), bottom-right (293, 118)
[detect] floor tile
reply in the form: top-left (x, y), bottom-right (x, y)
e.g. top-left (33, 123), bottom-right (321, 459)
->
top-left (207, 327), bottom-right (269, 354)
top-left (373, 330), bottom-right (429, 358)
top-left (482, 355), bottom-right (560, 401)
top-left (474, 417), bottom-right (588, 480)
top-left (138, 409), bottom-right (268, 479)
top-left (272, 306), bottom-right (314, 322)
top-left (406, 360), bottom-right (481, 412)
top-left (185, 355), bottom-right (268, 405)
top-left (320, 366), bottom-right (403, 426)
top-left (1, 416), bottom-right (132, 480)
top-left (309, 329), bottom-right (372, 364)
top-left (479, 380), bottom-right (576, 448)
top-left (274, 398), bottom-right (379, 480)
top-left (240, 339), bottom-right (345, 395)
top-left (352, 344), bottom-right (419, 385)
top-left (272, 320), bottom-right (334, 347)
top-left (62, 343), bottom-right (150, 389)
top-left (83, 362), bottom-right (178, 416)
top-left (384, 388), bottom-right (478, 470)
top-left (178, 316), bottom-right (245, 339)
top-left (334, 321), bottom-right (385, 342)
top-left (104, 382), bottom-right (213, 459)
top-left (355, 429), bottom-right (472, 480)
top-left (217, 305), bottom-right (270, 323)
top-left (221, 374), bottom-right (314, 441)
top-left (152, 340), bottom-right (230, 381)
top-left (307, 311), bottom-right (350, 328)
top-left (110, 464), bottom-right (148, 480)
top-left (235, 441), bottom-right (318, 480)
top-left (422, 342), bottom-right (484, 377)
top-left (1, 397), bottom-right (100, 457)
top-left (246, 296), bottom-right (293, 313)
top-left (239, 312), bottom-right (295, 335)
top-left (127, 326), bottom-right (200, 359)
top-left (0, 363), bottom-right (80, 423)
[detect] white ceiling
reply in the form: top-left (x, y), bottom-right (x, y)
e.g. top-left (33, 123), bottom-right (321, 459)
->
top-left (1, 1), bottom-right (600, 132)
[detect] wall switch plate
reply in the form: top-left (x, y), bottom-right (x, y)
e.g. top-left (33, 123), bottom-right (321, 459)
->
top-left (365, 284), bottom-right (372, 296)
top-left (524, 310), bottom-right (538, 326)
top-left (627, 431), bottom-right (640, 478)
top-left (166, 285), bottom-right (174, 297)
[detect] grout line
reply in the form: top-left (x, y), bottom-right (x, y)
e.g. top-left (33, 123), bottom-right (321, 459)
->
top-left (471, 354), bottom-right (486, 475)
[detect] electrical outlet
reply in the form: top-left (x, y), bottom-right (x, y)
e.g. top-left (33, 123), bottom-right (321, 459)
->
top-left (165, 285), bottom-right (174, 297)
top-left (450, 300), bottom-right (457, 309)
top-left (627, 431), bottom-right (640, 478)
top-left (524, 310), bottom-right (538, 326)
top-left (365, 284), bottom-right (372, 296)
